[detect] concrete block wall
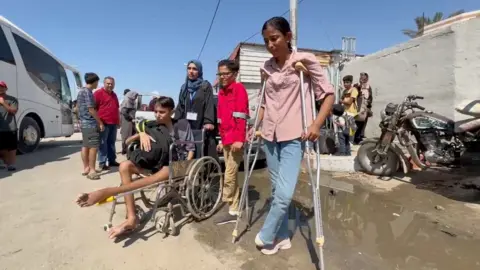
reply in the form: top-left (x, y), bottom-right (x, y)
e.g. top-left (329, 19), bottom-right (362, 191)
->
top-left (341, 16), bottom-right (480, 138)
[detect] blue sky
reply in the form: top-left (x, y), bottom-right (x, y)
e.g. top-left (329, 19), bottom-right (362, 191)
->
top-left (3, 0), bottom-right (479, 100)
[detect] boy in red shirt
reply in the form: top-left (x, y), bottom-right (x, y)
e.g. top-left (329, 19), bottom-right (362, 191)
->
top-left (215, 60), bottom-right (249, 225)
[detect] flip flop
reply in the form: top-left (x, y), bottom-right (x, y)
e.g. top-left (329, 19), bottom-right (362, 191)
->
top-left (86, 173), bottom-right (100, 180)
top-left (81, 172), bottom-right (89, 176)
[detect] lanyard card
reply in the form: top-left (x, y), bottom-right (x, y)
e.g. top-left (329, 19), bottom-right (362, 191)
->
top-left (187, 112), bottom-right (198, 121)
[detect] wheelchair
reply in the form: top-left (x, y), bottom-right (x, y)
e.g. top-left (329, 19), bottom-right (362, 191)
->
top-left (103, 129), bottom-right (223, 237)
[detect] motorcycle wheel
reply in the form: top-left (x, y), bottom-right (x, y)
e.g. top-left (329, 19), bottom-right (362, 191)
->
top-left (358, 142), bottom-right (400, 176)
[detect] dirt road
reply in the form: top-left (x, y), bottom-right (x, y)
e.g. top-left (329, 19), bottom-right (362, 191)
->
top-left (1, 134), bottom-right (480, 270)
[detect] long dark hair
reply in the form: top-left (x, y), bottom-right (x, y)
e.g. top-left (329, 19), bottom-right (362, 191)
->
top-left (262, 16), bottom-right (293, 51)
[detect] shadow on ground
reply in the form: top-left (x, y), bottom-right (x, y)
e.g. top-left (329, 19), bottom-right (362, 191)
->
top-left (0, 138), bottom-right (83, 180)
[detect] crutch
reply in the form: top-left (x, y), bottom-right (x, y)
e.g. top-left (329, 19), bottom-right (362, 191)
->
top-left (295, 62), bottom-right (326, 269)
top-left (231, 71), bottom-right (268, 244)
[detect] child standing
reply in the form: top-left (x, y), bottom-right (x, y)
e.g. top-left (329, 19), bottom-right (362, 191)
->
top-left (333, 104), bottom-right (356, 156)
top-left (215, 60), bottom-right (249, 225)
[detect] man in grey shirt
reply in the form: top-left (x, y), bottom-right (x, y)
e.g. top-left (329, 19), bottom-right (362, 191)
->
top-left (0, 81), bottom-right (19, 171)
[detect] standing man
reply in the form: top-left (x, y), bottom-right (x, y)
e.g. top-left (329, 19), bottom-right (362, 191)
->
top-left (120, 89), bottom-right (138, 155)
top-left (77, 73), bottom-right (103, 180)
top-left (94, 76), bottom-right (120, 170)
top-left (0, 81), bottom-right (18, 171)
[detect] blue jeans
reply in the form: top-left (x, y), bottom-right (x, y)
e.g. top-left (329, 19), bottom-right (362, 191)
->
top-left (259, 138), bottom-right (304, 245)
top-left (98, 124), bottom-right (117, 165)
top-left (336, 131), bottom-right (351, 155)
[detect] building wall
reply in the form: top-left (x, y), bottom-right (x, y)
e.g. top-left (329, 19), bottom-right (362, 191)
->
top-left (341, 16), bottom-right (480, 138)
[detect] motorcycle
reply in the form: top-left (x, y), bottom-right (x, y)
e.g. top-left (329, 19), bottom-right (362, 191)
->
top-left (357, 95), bottom-right (480, 176)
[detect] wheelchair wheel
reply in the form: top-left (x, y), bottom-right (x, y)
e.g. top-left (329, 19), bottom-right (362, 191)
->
top-left (140, 186), bottom-right (159, 209)
top-left (186, 156), bottom-right (223, 220)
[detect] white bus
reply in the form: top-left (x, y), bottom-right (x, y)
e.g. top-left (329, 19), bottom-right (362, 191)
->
top-left (0, 16), bottom-right (82, 153)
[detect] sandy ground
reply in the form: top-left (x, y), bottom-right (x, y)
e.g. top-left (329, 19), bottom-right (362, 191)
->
top-left (1, 133), bottom-right (480, 270)
top-left (0, 135), bottom-right (238, 270)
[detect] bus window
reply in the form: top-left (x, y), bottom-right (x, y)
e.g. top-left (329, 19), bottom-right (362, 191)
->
top-left (13, 33), bottom-right (64, 101)
top-left (73, 72), bottom-right (82, 88)
top-left (0, 27), bottom-right (15, 65)
top-left (66, 69), bottom-right (82, 101)
top-left (59, 67), bottom-right (72, 106)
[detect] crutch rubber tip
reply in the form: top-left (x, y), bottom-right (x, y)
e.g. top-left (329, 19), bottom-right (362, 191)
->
top-left (294, 62), bottom-right (308, 74)
top-left (316, 236), bottom-right (325, 247)
top-left (103, 224), bottom-right (112, 232)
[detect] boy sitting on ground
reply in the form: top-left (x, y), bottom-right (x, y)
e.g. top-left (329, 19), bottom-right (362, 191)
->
top-left (76, 96), bottom-right (195, 239)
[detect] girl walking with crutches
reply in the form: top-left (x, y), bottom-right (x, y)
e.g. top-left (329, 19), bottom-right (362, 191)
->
top-left (252, 16), bottom-right (334, 255)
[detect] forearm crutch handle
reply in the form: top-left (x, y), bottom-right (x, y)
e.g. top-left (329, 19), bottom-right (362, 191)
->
top-left (294, 62), bottom-right (309, 75)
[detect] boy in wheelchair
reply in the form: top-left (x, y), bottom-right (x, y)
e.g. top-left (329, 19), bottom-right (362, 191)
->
top-left (76, 96), bottom-right (195, 239)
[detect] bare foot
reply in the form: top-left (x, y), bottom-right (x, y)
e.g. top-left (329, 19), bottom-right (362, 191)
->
top-left (107, 219), bottom-right (138, 239)
top-left (76, 190), bottom-right (107, 207)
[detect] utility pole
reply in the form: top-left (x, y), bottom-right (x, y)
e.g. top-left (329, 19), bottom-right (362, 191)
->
top-left (290, 0), bottom-right (298, 51)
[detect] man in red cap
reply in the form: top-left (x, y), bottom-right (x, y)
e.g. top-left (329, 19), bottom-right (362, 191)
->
top-left (0, 81), bottom-right (19, 171)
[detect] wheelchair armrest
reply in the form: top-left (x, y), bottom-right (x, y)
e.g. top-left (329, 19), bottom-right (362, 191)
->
top-left (127, 141), bottom-right (140, 154)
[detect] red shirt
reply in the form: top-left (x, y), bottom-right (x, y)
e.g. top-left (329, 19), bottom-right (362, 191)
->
top-left (94, 88), bottom-right (120, 125)
top-left (217, 82), bottom-right (249, 145)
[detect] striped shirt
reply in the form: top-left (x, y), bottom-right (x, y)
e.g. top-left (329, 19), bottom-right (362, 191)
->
top-left (260, 51), bottom-right (335, 142)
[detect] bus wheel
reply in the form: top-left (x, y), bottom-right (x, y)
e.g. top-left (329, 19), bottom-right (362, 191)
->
top-left (18, 116), bottom-right (41, 154)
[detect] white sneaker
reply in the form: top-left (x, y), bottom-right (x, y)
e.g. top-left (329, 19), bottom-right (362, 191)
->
top-left (255, 233), bottom-right (265, 247)
top-left (260, 238), bottom-right (292, 255)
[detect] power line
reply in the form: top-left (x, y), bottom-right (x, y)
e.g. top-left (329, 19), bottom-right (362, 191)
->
top-left (197, 0), bottom-right (222, 60)
top-left (242, 0), bottom-right (307, 43)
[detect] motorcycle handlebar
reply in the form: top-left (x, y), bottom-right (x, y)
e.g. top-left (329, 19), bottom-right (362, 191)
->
top-left (403, 102), bottom-right (425, 111)
top-left (407, 95), bottom-right (425, 100)
top-left (413, 104), bottom-right (425, 110)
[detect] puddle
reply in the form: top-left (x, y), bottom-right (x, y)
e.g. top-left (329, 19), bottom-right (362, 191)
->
top-left (194, 169), bottom-right (480, 270)
top-left (318, 185), bottom-right (480, 270)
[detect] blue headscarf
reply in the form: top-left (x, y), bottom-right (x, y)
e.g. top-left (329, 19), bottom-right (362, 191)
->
top-left (182, 60), bottom-right (204, 94)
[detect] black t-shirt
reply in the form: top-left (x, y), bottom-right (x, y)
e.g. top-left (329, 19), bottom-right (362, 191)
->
top-left (0, 94), bottom-right (18, 132)
top-left (128, 121), bottom-right (173, 171)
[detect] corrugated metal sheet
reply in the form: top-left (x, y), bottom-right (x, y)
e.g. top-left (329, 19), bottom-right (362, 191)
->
top-left (239, 45), bottom-right (271, 84)
top-left (238, 44), bottom-right (334, 84)
top-left (236, 43), bottom-right (338, 114)
top-left (244, 82), bottom-right (262, 116)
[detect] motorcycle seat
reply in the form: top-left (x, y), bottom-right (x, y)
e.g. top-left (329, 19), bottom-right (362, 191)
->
top-left (455, 117), bottom-right (480, 133)
top-left (455, 100), bottom-right (480, 118)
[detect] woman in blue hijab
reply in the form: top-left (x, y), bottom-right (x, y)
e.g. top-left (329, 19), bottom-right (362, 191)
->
top-left (174, 60), bottom-right (218, 159)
